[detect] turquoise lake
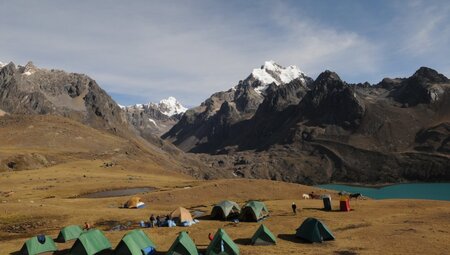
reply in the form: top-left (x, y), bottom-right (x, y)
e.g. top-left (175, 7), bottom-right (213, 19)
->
top-left (317, 183), bottom-right (450, 201)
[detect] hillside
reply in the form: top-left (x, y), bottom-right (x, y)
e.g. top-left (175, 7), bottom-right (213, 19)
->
top-left (163, 64), bottom-right (450, 184)
top-left (0, 62), bottom-right (215, 178)
top-left (0, 61), bottom-right (127, 133)
top-left (0, 114), bottom-right (199, 178)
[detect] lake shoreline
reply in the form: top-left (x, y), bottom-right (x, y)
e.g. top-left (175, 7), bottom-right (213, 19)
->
top-left (316, 183), bottom-right (450, 201)
top-left (318, 181), bottom-right (450, 189)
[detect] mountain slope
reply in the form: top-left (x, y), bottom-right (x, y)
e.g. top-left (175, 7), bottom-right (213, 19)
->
top-left (162, 61), bottom-right (312, 152)
top-left (0, 61), bottom-right (127, 133)
top-left (0, 61), bottom-right (215, 178)
top-left (164, 64), bottom-right (450, 184)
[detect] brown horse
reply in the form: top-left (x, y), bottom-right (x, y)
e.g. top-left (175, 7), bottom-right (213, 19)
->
top-left (349, 193), bottom-right (362, 200)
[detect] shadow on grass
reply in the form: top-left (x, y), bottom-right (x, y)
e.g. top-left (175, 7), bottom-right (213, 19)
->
top-left (195, 215), bottom-right (212, 221)
top-left (302, 208), bottom-right (353, 212)
top-left (277, 234), bottom-right (310, 244)
top-left (234, 237), bottom-right (252, 245)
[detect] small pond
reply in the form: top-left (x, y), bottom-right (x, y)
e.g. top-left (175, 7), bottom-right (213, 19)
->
top-left (79, 187), bottom-right (156, 198)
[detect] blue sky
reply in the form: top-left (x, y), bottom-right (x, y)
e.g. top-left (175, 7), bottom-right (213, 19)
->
top-left (0, 0), bottom-right (449, 106)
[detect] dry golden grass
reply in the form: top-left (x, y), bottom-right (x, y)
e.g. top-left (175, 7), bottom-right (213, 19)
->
top-left (0, 115), bottom-right (449, 254)
top-left (1, 162), bottom-right (449, 255)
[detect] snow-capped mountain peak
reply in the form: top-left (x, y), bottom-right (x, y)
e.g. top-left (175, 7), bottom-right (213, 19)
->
top-left (0, 61), bottom-right (6, 68)
top-left (22, 61), bottom-right (38, 76)
top-left (250, 60), bottom-right (306, 94)
top-left (124, 97), bottom-right (187, 117)
top-left (123, 97), bottom-right (187, 136)
top-left (157, 96), bottom-right (187, 117)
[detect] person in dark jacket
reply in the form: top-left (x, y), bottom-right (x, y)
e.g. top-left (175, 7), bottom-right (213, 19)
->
top-left (292, 202), bottom-right (297, 214)
top-left (149, 214), bottom-right (155, 227)
top-left (156, 215), bottom-right (161, 227)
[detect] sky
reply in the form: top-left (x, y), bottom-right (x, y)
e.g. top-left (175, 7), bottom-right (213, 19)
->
top-left (0, 0), bottom-right (449, 107)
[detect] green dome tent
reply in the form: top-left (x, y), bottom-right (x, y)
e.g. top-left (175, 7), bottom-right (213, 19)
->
top-left (114, 229), bottom-right (157, 255)
top-left (295, 218), bottom-right (335, 243)
top-left (211, 200), bottom-right (241, 220)
top-left (251, 224), bottom-right (276, 245)
top-left (70, 229), bottom-right (112, 255)
top-left (239, 201), bottom-right (268, 222)
top-left (205, 228), bottom-right (239, 255)
top-left (20, 235), bottom-right (58, 255)
top-left (56, 225), bottom-right (83, 242)
top-left (166, 231), bottom-right (199, 255)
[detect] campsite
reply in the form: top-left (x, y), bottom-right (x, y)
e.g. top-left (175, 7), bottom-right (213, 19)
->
top-left (1, 159), bottom-right (449, 254)
top-left (1, 0), bottom-right (450, 254)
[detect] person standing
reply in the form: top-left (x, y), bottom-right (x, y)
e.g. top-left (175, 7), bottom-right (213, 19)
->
top-left (149, 214), bottom-right (155, 228)
top-left (156, 215), bottom-right (161, 227)
top-left (292, 202), bottom-right (297, 214)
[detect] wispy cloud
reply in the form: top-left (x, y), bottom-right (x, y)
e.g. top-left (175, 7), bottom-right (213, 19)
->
top-left (0, 1), bottom-right (448, 106)
top-left (396, 1), bottom-right (450, 56)
top-left (264, 2), bottom-right (381, 79)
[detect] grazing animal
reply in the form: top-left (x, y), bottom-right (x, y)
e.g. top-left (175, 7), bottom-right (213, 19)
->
top-left (349, 193), bottom-right (362, 200)
top-left (302, 193), bottom-right (310, 199)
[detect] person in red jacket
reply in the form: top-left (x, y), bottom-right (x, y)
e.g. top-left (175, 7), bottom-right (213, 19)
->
top-left (208, 232), bottom-right (214, 241)
top-left (83, 222), bottom-right (91, 230)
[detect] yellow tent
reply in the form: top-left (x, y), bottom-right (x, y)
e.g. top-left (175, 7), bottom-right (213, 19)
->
top-left (124, 196), bottom-right (145, 209)
top-left (170, 207), bottom-right (193, 223)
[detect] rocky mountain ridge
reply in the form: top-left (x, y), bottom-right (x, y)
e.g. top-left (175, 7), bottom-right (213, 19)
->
top-left (0, 61), bottom-right (213, 177)
top-left (163, 63), bottom-right (450, 184)
top-left (1, 59), bottom-right (448, 185)
top-left (123, 96), bottom-right (187, 136)
top-left (0, 61), bottom-right (128, 133)
top-left (162, 61), bottom-right (312, 151)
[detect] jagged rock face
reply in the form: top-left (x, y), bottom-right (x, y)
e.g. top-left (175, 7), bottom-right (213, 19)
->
top-left (376, 78), bottom-right (404, 90)
top-left (0, 62), bottom-right (128, 133)
top-left (258, 79), bottom-right (310, 113)
top-left (414, 123), bottom-right (450, 154)
top-left (233, 82), bottom-right (264, 113)
top-left (124, 103), bottom-right (181, 137)
top-left (162, 62), bottom-right (312, 152)
top-left (390, 67), bottom-right (450, 106)
top-left (298, 71), bottom-right (365, 129)
top-left (165, 65), bottom-right (450, 184)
